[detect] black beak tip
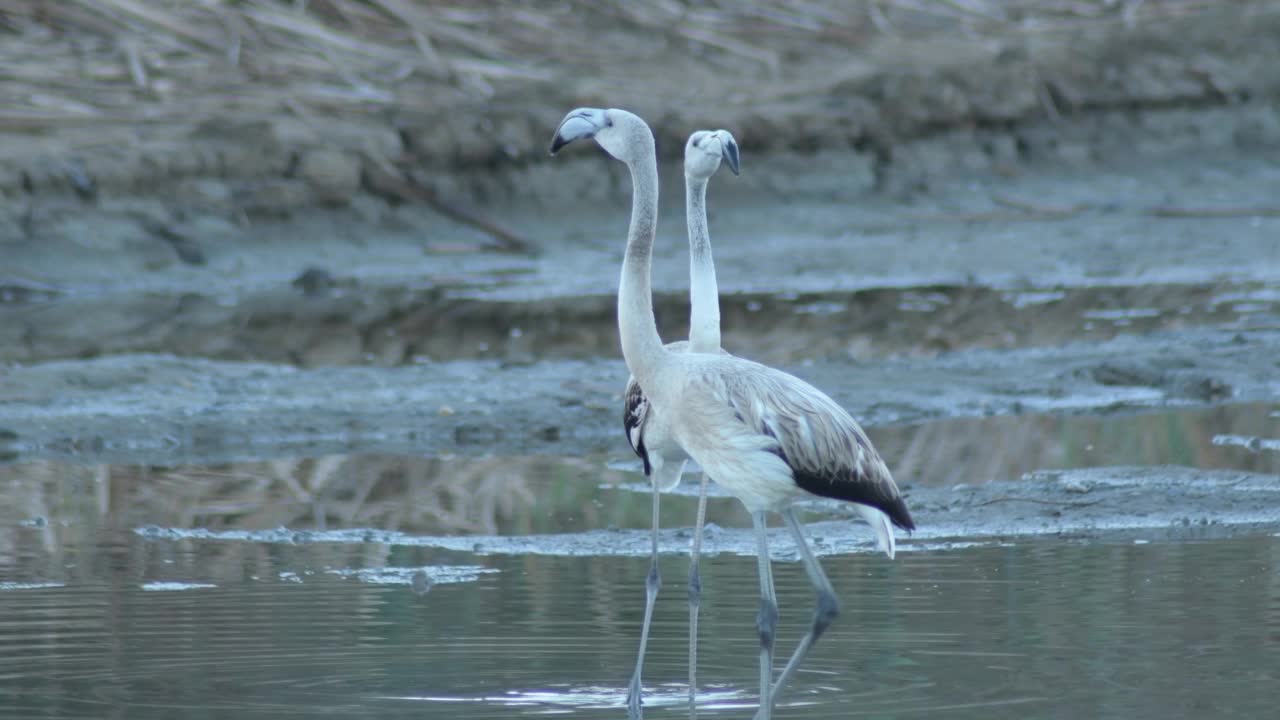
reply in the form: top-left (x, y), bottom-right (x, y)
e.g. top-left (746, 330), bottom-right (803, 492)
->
top-left (724, 141), bottom-right (741, 176)
top-left (549, 135), bottom-right (568, 155)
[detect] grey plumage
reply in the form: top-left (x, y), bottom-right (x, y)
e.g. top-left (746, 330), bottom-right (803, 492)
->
top-left (712, 358), bottom-right (913, 530)
top-left (663, 352), bottom-right (913, 532)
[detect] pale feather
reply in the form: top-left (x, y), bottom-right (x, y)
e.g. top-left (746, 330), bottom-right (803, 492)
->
top-left (624, 340), bottom-right (727, 491)
top-left (650, 352), bottom-right (914, 538)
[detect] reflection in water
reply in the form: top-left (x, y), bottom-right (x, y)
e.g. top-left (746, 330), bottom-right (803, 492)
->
top-left (884, 402), bottom-right (1278, 488)
top-left (0, 404), bottom-right (1273, 544)
top-left (0, 454), bottom-right (629, 540)
top-left (0, 528), bottom-right (1277, 719)
top-left (382, 685), bottom-right (748, 712)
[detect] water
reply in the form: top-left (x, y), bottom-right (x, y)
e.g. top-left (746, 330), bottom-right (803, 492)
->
top-left (1, 402), bottom-right (1277, 717)
top-left (1, 528), bottom-right (1278, 719)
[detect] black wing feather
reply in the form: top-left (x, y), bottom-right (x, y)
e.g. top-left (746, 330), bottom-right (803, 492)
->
top-left (766, 443), bottom-right (914, 531)
top-left (623, 380), bottom-right (652, 476)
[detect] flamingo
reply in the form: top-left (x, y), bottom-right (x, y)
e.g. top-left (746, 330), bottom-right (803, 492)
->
top-left (550, 107), bottom-right (913, 720)
top-left (621, 128), bottom-right (739, 713)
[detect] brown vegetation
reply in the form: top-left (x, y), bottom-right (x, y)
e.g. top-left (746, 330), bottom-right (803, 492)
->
top-left (0, 1), bottom-right (1261, 175)
top-left (0, 2), bottom-right (1228, 128)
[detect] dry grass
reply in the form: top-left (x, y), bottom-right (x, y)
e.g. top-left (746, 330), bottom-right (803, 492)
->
top-left (0, 0), bottom-right (1265, 245)
top-left (0, 1), bottom-right (1238, 137)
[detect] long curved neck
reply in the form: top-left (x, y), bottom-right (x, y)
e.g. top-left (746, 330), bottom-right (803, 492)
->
top-left (617, 123), bottom-right (665, 384)
top-left (685, 174), bottom-right (720, 353)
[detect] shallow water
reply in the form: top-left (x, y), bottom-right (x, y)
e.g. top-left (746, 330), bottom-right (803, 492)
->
top-left (1, 401), bottom-right (1277, 717)
top-left (2, 526), bottom-right (1278, 719)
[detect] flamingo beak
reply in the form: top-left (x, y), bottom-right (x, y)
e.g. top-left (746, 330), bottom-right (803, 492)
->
top-left (549, 108), bottom-right (609, 155)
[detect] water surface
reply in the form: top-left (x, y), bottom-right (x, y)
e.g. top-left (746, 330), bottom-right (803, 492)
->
top-left (2, 403), bottom-right (1276, 718)
top-left (1, 526), bottom-right (1278, 719)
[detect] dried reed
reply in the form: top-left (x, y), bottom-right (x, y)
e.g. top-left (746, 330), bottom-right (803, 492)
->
top-left (0, 1), bottom-right (1236, 135)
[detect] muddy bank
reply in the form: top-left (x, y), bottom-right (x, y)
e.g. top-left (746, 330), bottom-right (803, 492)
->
top-left (4, 135), bottom-right (1278, 366)
top-left (3, 6), bottom-right (1280, 314)
top-left (10, 121), bottom-right (1280, 299)
top-left (132, 466), bottom-right (1280, 559)
top-left (1, 326), bottom-right (1274, 466)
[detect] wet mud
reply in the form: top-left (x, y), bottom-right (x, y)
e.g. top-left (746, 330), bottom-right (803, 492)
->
top-left (5, 136), bottom-right (1280, 367)
top-left (0, 326), bottom-right (1275, 466)
top-left (4, 112), bottom-right (1279, 474)
top-left (2, 277), bottom-right (1276, 368)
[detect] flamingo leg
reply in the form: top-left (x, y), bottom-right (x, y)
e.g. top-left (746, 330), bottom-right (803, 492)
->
top-left (751, 511), bottom-right (778, 720)
top-left (626, 477), bottom-right (663, 717)
top-left (755, 507), bottom-right (840, 718)
top-left (687, 472), bottom-right (709, 714)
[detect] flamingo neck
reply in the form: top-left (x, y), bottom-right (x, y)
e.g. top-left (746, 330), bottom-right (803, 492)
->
top-left (685, 175), bottom-right (720, 354)
top-left (617, 124), bottom-right (665, 385)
